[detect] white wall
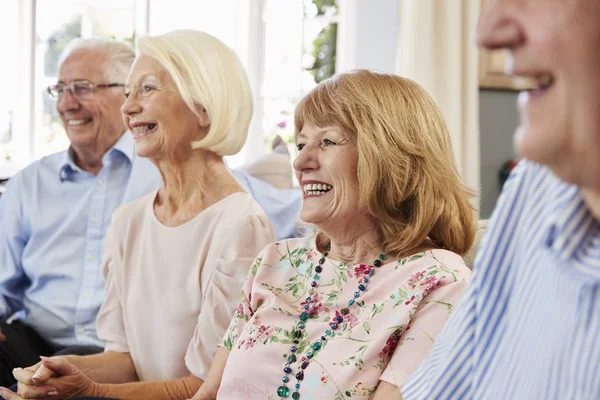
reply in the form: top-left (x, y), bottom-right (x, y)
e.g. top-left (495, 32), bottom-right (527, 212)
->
top-left (336, 0), bottom-right (399, 74)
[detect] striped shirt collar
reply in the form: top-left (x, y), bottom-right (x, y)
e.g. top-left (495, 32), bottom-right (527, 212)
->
top-left (59, 131), bottom-right (134, 181)
top-left (544, 175), bottom-right (600, 279)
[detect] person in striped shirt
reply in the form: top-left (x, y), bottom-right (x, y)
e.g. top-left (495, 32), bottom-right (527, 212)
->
top-left (398, 0), bottom-right (600, 399)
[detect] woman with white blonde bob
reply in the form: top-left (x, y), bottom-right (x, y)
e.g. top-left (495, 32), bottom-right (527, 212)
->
top-left (5, 30), bottom-right (275, 400)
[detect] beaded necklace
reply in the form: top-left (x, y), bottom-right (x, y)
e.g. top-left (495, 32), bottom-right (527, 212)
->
top-left (276, 246), bottom-right (387, 399)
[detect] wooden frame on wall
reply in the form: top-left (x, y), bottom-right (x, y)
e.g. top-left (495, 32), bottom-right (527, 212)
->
top-left (478, 0), bottom-right (531, 91)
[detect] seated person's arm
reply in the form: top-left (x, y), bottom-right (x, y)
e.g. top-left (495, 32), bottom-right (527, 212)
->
top-left (0, 176), bottom-right (29, 330)
top-left (96, 373), bottom-right (202, 400)
top-left (11, 356), bottom-right (200, 400)
top-left (188, 237), bottom-right (270, 400)
top-left (10, 351), bottom-right (137, 399)
top-left (63, 351), bottom-right (138, 383)
top-left (376, 276), bottom-right (470, 399)
top-left (371, 381), bottom-right (403, 400)
top-left (188, 347), bottom-right (230, 400)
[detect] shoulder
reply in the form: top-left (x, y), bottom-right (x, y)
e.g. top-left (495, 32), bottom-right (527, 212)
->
top-left (399, 249), bottom-right (471, 286)
top-left (207, 193), bottom-right (277, 258)
top-left (250, 237), bottom-right (313, 267)
top-left (500, 160), bottom-right (567, 211)
top-left (482, 161), bottom-right (575, 260)
top-left (211, 192), bottom-right (271, 229)
top-left (225, 192), bottom-right (267, 215)
top-left (2, 154), bottom-right (64, 209)
top-left (6, 152), bottom-right (64, 188)
top-left (264, 237), bottom-right (313, 256)
top-left (110, 191), bottom-right (155, 228)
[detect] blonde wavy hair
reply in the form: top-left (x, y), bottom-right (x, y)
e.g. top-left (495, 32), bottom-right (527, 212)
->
top-left (295, 70), bottom-right (477, 257)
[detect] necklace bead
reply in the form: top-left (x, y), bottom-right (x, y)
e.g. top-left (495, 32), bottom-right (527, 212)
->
top-left (277, 249), bottom-right (387, 399)
top-left (277, 385), bottom-right (290, 397)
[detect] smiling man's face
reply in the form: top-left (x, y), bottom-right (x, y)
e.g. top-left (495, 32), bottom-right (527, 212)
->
top-left (477, 0), bottom-right (600, 189)
top-left (56, 48), bottom-right (127, 163)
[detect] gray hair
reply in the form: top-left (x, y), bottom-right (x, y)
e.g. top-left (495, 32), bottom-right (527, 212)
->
top-left (59, 38), bottom-right (135, 82)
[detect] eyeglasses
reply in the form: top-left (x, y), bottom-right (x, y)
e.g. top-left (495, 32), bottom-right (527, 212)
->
top-left (47, 80), bottom-right (125, 101)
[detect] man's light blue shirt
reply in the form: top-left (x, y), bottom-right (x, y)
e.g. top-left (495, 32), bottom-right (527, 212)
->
top-left (0, 133), bottom-right (301, 348)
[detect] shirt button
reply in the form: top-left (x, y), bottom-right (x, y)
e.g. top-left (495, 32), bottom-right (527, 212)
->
top-left (79, 328), bottom-right (85, 334)
top-left (82, 291), bottom-right (89, 298)
top-left (91, 217), bottom-right (99, 224)
top-left (97, 179), bottom-right (104, 185)
top-left (88, 255), bottom-right (96, 262)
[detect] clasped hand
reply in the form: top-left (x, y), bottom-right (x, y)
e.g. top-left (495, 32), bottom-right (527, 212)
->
top-left (0, 357), bottom-right (97, 400)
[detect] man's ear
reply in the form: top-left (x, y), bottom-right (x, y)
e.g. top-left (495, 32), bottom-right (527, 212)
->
top-left (198, 106), bottom-right (210, 128)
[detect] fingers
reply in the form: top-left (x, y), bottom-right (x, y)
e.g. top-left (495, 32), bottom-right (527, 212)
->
top-left (16, 382), bottom-right (58, 399)
top-left (12, 364), bottom-right (57, 399)
top-left (24, 361), bottom-right (43, 374)
top-left (0, 331), bottom-right (6, 343)
top-left (0, 386), bottom-right (24, 400)
top-left (39, 357), bottom-right (72, 376)
top-left (31, 364), bottom-right (56, 384)
top-left (12, 367), bottom-right (36, 385)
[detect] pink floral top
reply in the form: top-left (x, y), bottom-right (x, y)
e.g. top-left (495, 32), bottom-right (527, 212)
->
top-left (217, 237), bottom-right (471, 399)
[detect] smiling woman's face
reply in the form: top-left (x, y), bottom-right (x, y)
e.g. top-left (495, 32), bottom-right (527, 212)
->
top-left (477, 0), bottom-right (600, 188)
top-left (293, 124), bottom-right (362, 227)
top-left (121, 54), bottom-right (208, 160)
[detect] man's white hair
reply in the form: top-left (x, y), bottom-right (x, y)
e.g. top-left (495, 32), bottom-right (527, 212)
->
top-left (137, 29), bottom-right (253, 157)
top-left (60, 37), bottom-right (135, 83)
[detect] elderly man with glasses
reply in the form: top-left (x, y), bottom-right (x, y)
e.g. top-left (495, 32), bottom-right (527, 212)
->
top-left (0, 37), bottom-right (301, 387)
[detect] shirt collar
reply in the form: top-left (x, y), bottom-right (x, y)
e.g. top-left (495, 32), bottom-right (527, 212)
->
top-left (58, 132), bottom-right (135, 181)
top-left (545, 177), bottom-right (600, 279)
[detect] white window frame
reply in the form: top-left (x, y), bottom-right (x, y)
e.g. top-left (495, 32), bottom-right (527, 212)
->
top-left (11, 0), bottom-right (36, 171)
top-left (9, 0), bottom-right (268, 171)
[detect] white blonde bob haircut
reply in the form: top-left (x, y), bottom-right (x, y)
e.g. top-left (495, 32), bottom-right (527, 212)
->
top-left (136, 29), bottom-right (253, 156)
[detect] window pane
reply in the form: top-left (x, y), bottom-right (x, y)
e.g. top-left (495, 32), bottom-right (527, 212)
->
top-left (0, 0), bottom-right (20, 177)
top-left (262, 0), bottom-right (338, 151)
top-left (34, 0), bottom-right (135, 160)
top-left (149, 0), bottom-right (246, 59)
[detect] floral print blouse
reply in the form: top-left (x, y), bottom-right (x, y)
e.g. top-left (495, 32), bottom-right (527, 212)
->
top-left (217, 237), bottom-right (471, 399)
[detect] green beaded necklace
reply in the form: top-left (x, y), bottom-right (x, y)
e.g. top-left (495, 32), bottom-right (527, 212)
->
top-left (276, 247), bottom-right (387, 399)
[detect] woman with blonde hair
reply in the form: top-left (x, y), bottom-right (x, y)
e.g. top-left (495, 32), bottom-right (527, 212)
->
top-left (5, 30), bottom-right (275, 400)
top-left (190, 70), bottom-right (477, 400)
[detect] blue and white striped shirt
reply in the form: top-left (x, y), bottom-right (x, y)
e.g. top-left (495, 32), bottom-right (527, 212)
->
top-left (403, 161), bottom-right (600, 399)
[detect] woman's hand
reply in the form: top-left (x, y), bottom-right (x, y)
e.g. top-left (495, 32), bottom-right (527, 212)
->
top-left (186, 347), bottom-right (231, 400)
top-left (0, 387), bottom-right (26, 400)
top-left (186, 388), bottom-right (215, 400)
top-left (10, 357), bottom-right (99, 399)
top-left (9, 359), bottom-right (57, 399)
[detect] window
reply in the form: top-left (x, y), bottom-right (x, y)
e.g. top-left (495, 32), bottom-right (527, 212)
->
top-left (0, 0), bottom-right (338, 175)
top-left (0, 0), bottom-right (21, 177)
top-left (262, 0), bottom-right (338, 156)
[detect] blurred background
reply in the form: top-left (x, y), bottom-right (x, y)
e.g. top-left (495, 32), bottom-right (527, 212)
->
top-left (0, 0), bottom-right (520, 217)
